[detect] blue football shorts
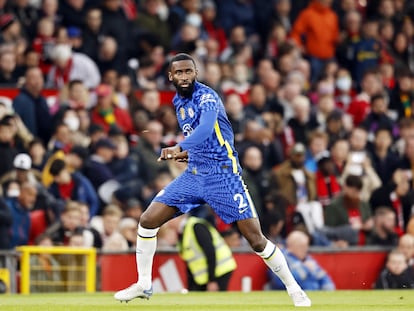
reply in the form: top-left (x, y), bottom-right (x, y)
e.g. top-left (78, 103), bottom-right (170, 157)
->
top-left (152, 169), bottom-right (258, 224)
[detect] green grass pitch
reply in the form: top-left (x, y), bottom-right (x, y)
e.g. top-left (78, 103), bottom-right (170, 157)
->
top-left (1, 290), bottom-right (414, 311)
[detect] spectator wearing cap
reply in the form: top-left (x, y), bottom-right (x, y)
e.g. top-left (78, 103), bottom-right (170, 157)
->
top-left (12, 67), bottom-right (53, 144)
top-left (314, 150), bottom-right (341, 208)
top-left (90, 83), bottom-right (133, 135)
top-left (46, 43), bottom-right (101, 89)
top-left (0, 13), bottom-right (21, 44)
top-left (0, 153), bottom-right (41, 189)
top-left (48, 158), bottom-right (99, 217)
top-left (67, 26), bottom-right (83, 52)
top-left (83, 138), bottom-right (117, 192)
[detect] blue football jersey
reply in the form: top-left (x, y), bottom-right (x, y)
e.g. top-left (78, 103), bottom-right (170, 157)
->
top-left (172, 81), bottom-right (242, 174)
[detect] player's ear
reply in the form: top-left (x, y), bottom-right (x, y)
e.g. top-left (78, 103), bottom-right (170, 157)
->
top-left (168, 71), bottom-right (173, 81)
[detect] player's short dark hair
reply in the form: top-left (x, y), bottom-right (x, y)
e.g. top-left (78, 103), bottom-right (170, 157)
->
top-left (49, 158), bottom-right (66, 176)
top-left (169, 53), bottom-right (196, 70)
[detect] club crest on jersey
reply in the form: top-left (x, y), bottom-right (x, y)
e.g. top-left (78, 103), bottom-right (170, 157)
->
top-left (188, 107), bottom-right (194, 118)
top-left (179, 107), bottom-right (186, 120)
top-left (183, 123), bottom-right (194, 137)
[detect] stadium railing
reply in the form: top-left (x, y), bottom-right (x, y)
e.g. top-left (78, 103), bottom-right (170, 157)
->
top-left (17, 246), bottom-right (96, 294)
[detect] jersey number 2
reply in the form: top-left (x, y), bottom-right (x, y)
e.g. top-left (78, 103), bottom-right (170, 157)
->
top-left (234, 193), bottom-right (248, 214)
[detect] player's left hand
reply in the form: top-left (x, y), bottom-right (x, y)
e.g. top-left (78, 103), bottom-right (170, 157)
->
top-left (158, 145), bottom-right (184, 162)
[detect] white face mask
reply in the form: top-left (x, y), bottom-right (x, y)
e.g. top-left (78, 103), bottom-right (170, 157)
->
top-left (336, 77), bottom-right (352, 91)
top-left (7, 189), bottom-right (20, 198)
top-left (64, 117), bottom-right (80, 131)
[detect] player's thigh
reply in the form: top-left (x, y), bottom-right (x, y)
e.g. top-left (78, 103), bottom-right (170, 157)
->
top-left (204, 173), bottom-right (258, 224)
top-left (152, 170), bottom-right (203, 214)
top-left (140, 201), bottom-right (178, 229)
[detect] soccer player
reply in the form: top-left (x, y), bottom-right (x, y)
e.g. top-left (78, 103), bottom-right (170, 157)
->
top-left (114, 53), bottom-right (311, 307)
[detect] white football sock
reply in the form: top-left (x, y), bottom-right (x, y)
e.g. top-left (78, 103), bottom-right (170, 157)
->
top-left (136, 224), bottom-right (159, 289)
top-left (256, 240), bottom-right (299, 291)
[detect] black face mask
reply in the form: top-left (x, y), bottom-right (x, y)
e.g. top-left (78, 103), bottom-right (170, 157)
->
top-left (173, 79), bottom-right (196, 98)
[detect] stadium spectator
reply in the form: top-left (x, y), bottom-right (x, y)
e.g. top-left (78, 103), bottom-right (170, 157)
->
top-left (134, 0), bottom-right (173, 51)
top-left (6, 181), bottom-right (37, 248)
top-left (341, 131), bottom-right (382, 202)
top-left (324, 174), bottom-right (373, 246)
top-left (200, 0), bottom-right (227, 53)
top-left (91, 204), bottom-right (128, 251)
top-left (347, 69), bottom-right (383, 126)
top-left (240, 145), bottom-right (270, 219)
top-left (370, 169), bottom-right (413, 237)
top-left (116, 74), bottom-right (139, 112)
top-left (132, 120), bottom-right (169, 185)
top-left (304, 130), bottom-right (330, 173)
top-left (29, 233), bottom-right (62, 293)
top-left (287, 95), bottom-right (319, 145)
top-left (58, 0), bottom-right (87, 29)
top-left (374, 249), bottom-right (414, 289)
top-left (389, 68), bottom-right (414, 120)
top-left (0, 117), bottom-right (20, 178)
top-left (96, 36), bottom-right (126, 75)
top-left (0, 50), bottom-right (20, 85)
top-left (32, 16), bottom-right (56, 76)
top-left (119, 217), bottom-right (138, 249)
top-left (46, 44), bottom-right (101, 89)
top-left (44, 200), bottom-right (84, 246)
top-left (398, 234), bottom-right (414, 266)
top-left (89, 83), bottom-right (133, 135)
top-left (0, 153), bottom-right (40, 187)
top-left (175, 215), bottom-right (237, 291)
top-left (224, 93), bottom-right (246, 143)
top-left (369, 126), bottom-right (399, 184)
top-left (268, 230), bottom-right (335, 290)
top-left (360, 93), bottom-right (398, 141)
top-left (0, 196), bottom-right (12, 250)
top-left (221, 62), bottom-right (250, 105)
top-left (271, 142), bottom-right (324, 236)
top-left (314, 150), bottom-right (341, 208)
top-left (81, 7), bottom-right (105, 62)
top-left (100, 0), bottom-right (132, 67)
top-left (329, 138), bottom-right (350, 176)
top-left (48, 158), bottom-right (99, 217)
top-left (83, 138), bottom-right (117, 194)
top-left (366, 206), bottom-right (399, 247)
top-left (352, 18), bottom-right (380, 86)
top-left (12, 66), bottom-right (53, 144)
top-left (290, 0), bottom-right (339, 82)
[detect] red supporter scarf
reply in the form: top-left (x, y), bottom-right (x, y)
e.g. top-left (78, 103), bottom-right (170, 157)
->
top-left (316, 171), bottom-right (341, 207)
top-left (54, 57), bottom-right (73, 87)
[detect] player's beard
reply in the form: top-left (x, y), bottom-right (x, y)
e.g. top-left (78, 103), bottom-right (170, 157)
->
top-left (174, 80), bottom-right (195, 98)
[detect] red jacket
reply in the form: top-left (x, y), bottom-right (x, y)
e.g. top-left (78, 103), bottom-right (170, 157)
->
top-left (90, 106), bottom-right (133, 134)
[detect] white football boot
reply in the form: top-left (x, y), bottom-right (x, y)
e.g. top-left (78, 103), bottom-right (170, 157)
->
top-left (114, 283), bottom-right (153, 302)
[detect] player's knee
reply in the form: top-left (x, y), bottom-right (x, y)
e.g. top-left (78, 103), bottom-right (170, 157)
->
top-left (139, 212), bottom-right (154, 229)
top-left (245, 234), bottom-right (267, 252)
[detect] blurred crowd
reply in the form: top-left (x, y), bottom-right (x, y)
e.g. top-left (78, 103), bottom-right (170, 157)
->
top-left (0, 0), bottom-right (414, 286)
